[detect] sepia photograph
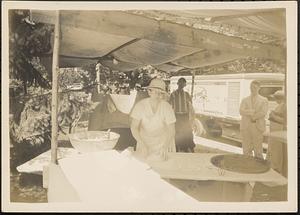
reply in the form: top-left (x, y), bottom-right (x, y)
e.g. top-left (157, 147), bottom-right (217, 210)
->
top-left (1, 1), bottom-right (298, 213)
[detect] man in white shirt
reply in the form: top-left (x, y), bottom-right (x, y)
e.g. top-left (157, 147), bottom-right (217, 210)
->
top-left (239, 80), bottom-right (268, 159)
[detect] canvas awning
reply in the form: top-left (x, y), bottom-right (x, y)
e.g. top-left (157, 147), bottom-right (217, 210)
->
top-left (31, 9), bottom-right (286, 72)
top-left (214, 10), bottom-right (286, 37)
top-left (154, 63), bottom-right (185, 73)
top-left (59, 26), bottom-right (136, 58)
top-left (131, 9), bottom-right (286, 50)
top-left (171, 49), bottom-right (246, 69)
top-left (111, 39), bottom-right (202, 66)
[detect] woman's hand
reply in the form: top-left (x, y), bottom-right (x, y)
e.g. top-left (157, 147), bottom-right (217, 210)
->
top-left (160, 123), bottom-right (175, 161)
top-left (160, 144), bottom-right (169, 161)
top-left (157, 136), bottom-right (169, 161)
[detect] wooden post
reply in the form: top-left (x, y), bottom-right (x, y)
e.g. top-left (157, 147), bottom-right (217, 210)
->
top-left (50, 11), bottom-right (60, 164)
top-left (96, 63), bottom-right (101, 93)
top-left (191, 70), bottom-right (195, 97)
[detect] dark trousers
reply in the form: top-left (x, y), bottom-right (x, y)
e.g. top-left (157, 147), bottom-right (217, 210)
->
top-left (175, 113), bottom-right (195, 152)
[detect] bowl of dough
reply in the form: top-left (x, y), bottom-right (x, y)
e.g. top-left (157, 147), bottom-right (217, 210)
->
top-left (69, 130), bottom-right (120, 153)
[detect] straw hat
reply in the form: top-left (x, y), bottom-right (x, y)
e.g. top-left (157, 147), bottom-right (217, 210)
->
top-left (272, 90), bottom-right (285, 99)
top-left (147, 78), bottom-right (166, 92)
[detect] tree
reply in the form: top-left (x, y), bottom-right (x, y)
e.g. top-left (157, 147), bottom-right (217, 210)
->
top-left (9, 10), bottom-right (53, 94)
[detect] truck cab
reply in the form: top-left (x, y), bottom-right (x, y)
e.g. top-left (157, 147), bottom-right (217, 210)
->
top-left (170, 73), bottom-right (285, 141)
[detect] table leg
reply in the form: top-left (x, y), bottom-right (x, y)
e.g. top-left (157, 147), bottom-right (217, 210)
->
top-left (167, 179), bottom-right (253, 202)
top-left (221, 181), bottom-right (253, 201)
top-left (47, 163), bottom-right (80, 202)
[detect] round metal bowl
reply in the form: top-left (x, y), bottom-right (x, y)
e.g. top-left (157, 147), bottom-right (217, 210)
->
top-left (211, 154), bottom-right (271, 174)
top-left (68, 131), bottom-right (120, 153)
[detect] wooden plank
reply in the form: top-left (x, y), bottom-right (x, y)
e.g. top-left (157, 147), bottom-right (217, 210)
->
top-left (31, 10), bottom-right (285, 60)
top-left (142, 152), bottom-right (287, 185)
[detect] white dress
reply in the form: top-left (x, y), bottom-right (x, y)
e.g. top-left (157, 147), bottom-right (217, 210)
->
top-left (130, 98), bottom-right (176, 160)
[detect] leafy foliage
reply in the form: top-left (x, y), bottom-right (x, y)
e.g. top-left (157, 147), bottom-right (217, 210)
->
top-left (12, 87), bottom-right (51, 144)
top-left (58, 66), bottom-right (97, 92)
top-left (12, 68), bottom-right (96, 146)
top-left (95, 64), bottom-right (169, 94)
top-left (9, 10), bottom-right (53, 93)
top-left (9, 105), bottom-right (50, 169)
top-left (58, 91), bottom-right (94, 133)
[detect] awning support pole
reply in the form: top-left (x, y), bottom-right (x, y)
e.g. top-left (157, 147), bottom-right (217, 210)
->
top-left (191, 70), bottom-right (195, 98)
top-left (50, 11), bottom-right (60, 164)
top-left (96, 63), bottom-right (101, 93)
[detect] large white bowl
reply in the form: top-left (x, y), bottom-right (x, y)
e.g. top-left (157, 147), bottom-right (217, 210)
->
top-left (68, 131), bottom-right (120, 153)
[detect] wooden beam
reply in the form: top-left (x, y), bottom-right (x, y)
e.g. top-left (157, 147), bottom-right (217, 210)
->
top-left (50, 11), bottom-right (60, 164)
top-left (31, 10), bottom-right (285, 60)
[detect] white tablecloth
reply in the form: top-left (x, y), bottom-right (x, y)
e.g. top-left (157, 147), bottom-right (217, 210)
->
top-left (16, 147), bottom-right (79, 175)
top-left (57, 150), bottom-right (203, 211)
top-left (110, 91), bottom-right (137, 114)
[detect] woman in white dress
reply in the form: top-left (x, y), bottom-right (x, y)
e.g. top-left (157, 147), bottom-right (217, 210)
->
top-left (130, 78), bottom-right (176, 161)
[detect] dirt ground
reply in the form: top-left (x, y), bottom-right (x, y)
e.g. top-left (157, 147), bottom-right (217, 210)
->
top-left (10, 171), bottom-right (47, 203)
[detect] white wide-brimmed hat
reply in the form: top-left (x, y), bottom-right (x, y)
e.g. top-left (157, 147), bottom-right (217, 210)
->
top-left (147, 78), bottom-right (166, 92)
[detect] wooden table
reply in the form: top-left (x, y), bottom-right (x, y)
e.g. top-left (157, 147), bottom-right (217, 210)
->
top-left (135, 152), bottom-right (287, 202)
top-left (267, 131), bottom-right (287, 143)
top-left (46, 150), bottom-right (287, 205)
top-left (17, 147), bottom-right (287, 203)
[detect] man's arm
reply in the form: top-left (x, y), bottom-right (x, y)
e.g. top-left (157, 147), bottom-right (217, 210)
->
top-left (185, 92), bottom-right (195, 121)
top-left (239, 98), bottom-right (255, 116)
top-left (186, 92), bottom-right (193, 104)
top-left (252, 98), bottom-right (268, 120)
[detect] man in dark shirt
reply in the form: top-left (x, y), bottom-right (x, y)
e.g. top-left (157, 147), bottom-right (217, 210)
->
top-left (169, 77), bottom-right (195, 152)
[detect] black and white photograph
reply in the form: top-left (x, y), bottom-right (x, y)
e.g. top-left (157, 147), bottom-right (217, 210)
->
top-left (1, 1), bottom-right (297, 213)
